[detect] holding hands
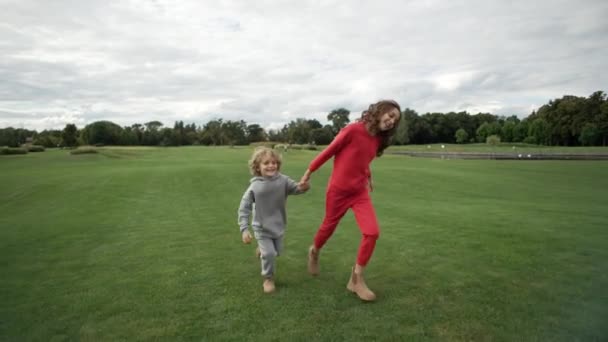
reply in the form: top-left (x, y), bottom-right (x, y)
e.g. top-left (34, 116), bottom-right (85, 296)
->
top-left (297, 181), bottom-right (310, 192)
top-left (299, 169), bottom-right (311, 188)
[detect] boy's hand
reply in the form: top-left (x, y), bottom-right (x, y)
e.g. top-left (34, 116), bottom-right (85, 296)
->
top-left (367, 178), bottom-right (373, 192)
top-left (241, 230), bottom-right (252, 244)
top-left (297, 181), bottom-right (310, 192)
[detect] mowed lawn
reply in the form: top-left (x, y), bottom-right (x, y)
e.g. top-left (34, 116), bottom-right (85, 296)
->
top-left (1, 147), bottom-right (607, 341)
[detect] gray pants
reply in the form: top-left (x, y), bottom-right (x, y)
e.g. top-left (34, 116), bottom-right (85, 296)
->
top-left (255, 234), bottom-right (284, 278)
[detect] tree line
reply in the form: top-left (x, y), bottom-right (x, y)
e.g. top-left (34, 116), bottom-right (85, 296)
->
top-left (1, 91), bottom-right (607, 148)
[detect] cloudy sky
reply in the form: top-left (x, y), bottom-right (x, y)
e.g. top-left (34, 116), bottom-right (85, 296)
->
top-left (1, 0), bottom-right (607, 131)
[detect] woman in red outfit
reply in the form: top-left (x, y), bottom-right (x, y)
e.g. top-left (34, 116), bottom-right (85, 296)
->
top-left (299, 99), bottom-right (401, 301)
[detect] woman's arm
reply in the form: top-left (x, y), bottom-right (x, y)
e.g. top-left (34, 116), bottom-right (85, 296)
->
top-left (301, 124), bottom-right (353, 183)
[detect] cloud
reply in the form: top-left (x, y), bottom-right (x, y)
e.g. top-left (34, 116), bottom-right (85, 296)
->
top-left (1, 0), bottom-right (607, 131)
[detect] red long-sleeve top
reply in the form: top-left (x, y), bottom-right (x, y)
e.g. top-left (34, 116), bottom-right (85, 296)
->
top-left (308, 122), bottom-right (381, 193)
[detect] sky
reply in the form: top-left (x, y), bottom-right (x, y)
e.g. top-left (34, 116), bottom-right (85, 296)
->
top-left (1, 0), bottom-right (607, 131)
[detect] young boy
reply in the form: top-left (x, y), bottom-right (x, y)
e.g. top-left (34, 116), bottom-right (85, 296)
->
top-left (238, 147), bottom-right (309, 293)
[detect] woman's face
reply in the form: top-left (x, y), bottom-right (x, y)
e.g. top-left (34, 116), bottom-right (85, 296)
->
top-left (378, 107), bottom-right (400, 131)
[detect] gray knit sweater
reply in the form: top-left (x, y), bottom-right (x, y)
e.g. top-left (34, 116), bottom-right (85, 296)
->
top-left (237, 173), bottom-right (306, 238)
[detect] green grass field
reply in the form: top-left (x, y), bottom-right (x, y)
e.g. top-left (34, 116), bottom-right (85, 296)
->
top-left (1, 147), bottom-right (607, 341)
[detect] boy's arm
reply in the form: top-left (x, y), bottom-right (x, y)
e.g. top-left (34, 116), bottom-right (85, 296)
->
top-left (286, 175), bottom-right (309, 195)
top-left (237, 186), bottom-right (255, 233)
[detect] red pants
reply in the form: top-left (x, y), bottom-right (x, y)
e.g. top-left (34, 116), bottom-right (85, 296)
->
top-left (313, 187), bottom-right (380, 266)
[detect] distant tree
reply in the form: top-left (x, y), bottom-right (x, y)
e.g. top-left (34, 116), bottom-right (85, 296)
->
top-left (267, 127), bottom-right (287, 142)
top-left (34, 130), bottom-right (62, 147)
top-left (247, 124), bottom-right (267, 143)
top-left (455, 128), bottom-right (469, 144)
top-left (309, 127), bottom-right (333, 145)
top-left (528, 118), bottom-right (551, 145)
top-left (501, 121), bottom-right (516, 142)
top-left (426, 112), bottom-right (453, 143)
top-left (221, 120), bottom-right (247, 145)
top-left (307, 119), bottom-right (323, 130)
top-left (0, 127), bottom-right (18, 147)
top-left (286, 118), bottom-right (314, 144)
top-left (327, 108), bottom-right (350, 135)
top-left (393, 113), bottom-right (409, 145)
top-left (160, 127), bottom-right (178, 146)
top-left (131, 123), bottom-right (144, 144)
top-left (143, 121), bottom-right (163, 145)
top-left (144, 121), bottom-right (163, 131)
top-left (579, 123), bottom-right (600, 146)
top-left (173, 121), bottom-right (185, 145)
top-left (513, 121), bottom-right (528, 143)
top-left (120, 126), bottom-right (139, 145)
top-left (598, 95), bottom-right (608, 146)
top-left (201, 119), bottom-right (223, 145)
top-left (476, 122), bottom-right (491, 142)
top-left (82, 121), bottom-right (123, 145)
top-left (62, 124), bottom-right (78, 147)
top-left (486, 134), bottom-right (501, 145)
top-left (410, 116), bottom-right (434, 144)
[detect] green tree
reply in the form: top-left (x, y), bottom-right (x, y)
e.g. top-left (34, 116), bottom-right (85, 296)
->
top-left (528, 118), bottom-right (550, 145)
top-left (579, 123), bottom-right (600, 146)
top-left (61, 124), bottom-right (78, 147)
top-left (486, 134), bottom-right (501, 145)
top-left (143, 121), bottom-right (163, 145)
top-left (131, 123), bottom-right (144, 145)
top-left (201, 119), bottom-right (223, 145)
top-left (411, 116), bottom-right (434, 144)
top-left (476, 122), bottom-right (490, 142)
top-left (286, 118), bottom-right (314, 144)
top-left (120, 126), bottom-right (139, 145)
top-left (82, 121), bottom-right (123, 145)
top-left (309, 127), bottom-right (333, 145)
top-left (327, 108), bottom-right (350, 135)
top-left (173, 121), bottom-right (185, 146)
top-left (393, 113), bottom-right (409, 145)
top-left (267, 127), bottom-right (287, 142)
top-left (597, 95), bottom-right (608, 146)
top-left (247, 124), bottom-right (267, 143)
top-left (513, 121), bottom-right (528, 142)
top-left (160, 127), bottom-right (178, 146)
top-left (0, 128), bottom-right (18, 147)
top-left (501, 121), bottom-right (516, 142)
top-left (34, 130), bottom-right (62, 147)
top-left (455, 128), bottom-right (469, 144)
top-left (144, 121), bottom-right (163, 131)
top-left (221, 120), bottom-right (248, 145)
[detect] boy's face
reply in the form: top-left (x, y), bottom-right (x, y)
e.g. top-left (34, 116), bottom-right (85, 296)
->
top-left (258, 155), bottom-right (278, 177)
top-left (379, 107), bottom-right (400, 131)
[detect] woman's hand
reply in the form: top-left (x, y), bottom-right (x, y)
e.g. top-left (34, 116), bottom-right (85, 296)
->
top-left (300, 169), bottom-right (312, 184)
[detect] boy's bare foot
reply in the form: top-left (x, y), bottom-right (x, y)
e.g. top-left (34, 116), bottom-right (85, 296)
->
top-left (263, 278), bottom-right (275, 293)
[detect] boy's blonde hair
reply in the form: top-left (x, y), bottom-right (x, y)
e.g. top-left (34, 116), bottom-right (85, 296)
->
top-left (248, 147), bottom-right (283, 176)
